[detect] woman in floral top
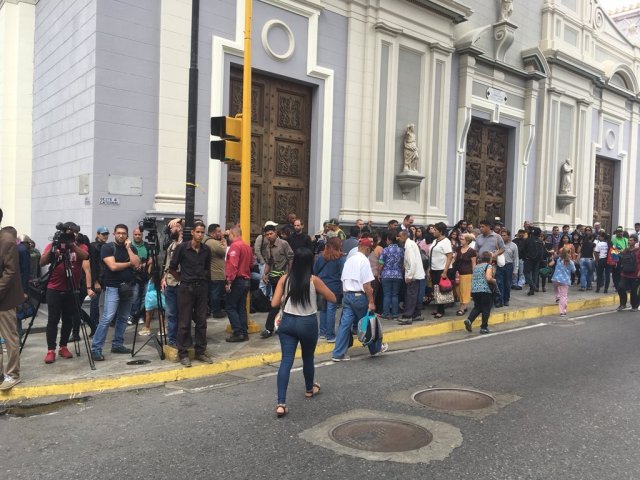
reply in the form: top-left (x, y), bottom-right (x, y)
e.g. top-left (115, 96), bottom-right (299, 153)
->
top-left (379, 235), bottom-right (405, 320)
top-left (551, 248), bottom-right (576, 317)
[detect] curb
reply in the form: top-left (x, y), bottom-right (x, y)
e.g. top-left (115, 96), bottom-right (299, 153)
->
top-left (0, 294), bottom-right (618, 404)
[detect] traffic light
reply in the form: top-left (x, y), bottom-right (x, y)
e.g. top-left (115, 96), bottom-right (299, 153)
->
top-left (211, 116), bottom-right (242, 165)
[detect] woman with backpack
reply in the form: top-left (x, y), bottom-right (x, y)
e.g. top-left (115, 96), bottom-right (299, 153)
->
top-left (463, 252), bottom-right (497, 334)
top-left (551, 249), bottom-right (576, 317)
top-left (272, 248), bottom-right (336, 418)
top-left (616, 234), bottom-right (640, 311)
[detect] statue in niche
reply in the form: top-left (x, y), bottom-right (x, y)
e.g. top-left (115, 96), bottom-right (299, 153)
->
top-left (559, 159), bottom-right (574, 194)
top-left (403, 124), bottom-right (419, 172)
top-left (500, 0), bottom-right (513, 22)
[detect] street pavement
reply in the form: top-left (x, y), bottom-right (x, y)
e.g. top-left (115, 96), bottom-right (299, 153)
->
top-left (2, 305), bottom-right (639, 479)
top-left (0, 286), bottom-right (618, 405)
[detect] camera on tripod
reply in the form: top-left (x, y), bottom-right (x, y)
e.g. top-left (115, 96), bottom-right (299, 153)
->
top-left (52, 222), bottom-right (77, 249)
top-left (139, 217), bottom-right (159, 245)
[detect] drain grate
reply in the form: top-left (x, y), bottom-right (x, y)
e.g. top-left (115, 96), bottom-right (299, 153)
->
top-left (329, 418), bottom-right (433, 452)
top-left (413, 388), bottom-right (495, 411)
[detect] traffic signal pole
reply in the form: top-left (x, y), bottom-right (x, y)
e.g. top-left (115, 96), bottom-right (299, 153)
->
top-left (240, 0), bottom-right (252, 242)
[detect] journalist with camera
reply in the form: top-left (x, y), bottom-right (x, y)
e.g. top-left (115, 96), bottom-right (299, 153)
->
top-left (40, 222), bottom-right (89, 364)
top-left (90, 224), bottom-right (140, 361)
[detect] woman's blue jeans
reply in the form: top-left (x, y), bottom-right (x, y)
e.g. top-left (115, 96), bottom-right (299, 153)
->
top-left (277, 313), bottom-right (318, 404)
top-left (579, 258), bottom-right (594, 289)
top-left (319, 300), bottom-right (338, 340)
top-left (381, 278), bottom-right (402, 316)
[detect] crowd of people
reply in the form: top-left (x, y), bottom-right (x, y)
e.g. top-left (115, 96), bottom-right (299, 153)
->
top-left (1, 207), bottom-right (639, 400)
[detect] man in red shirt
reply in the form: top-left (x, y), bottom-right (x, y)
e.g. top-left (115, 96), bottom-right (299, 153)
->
top-left (224, 226), bottom-right (254, 342)
top-left (39, 222), bottom-right (89, 364)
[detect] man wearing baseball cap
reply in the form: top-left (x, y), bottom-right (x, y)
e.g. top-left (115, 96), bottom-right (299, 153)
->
top-left (331, 237), bottom-right (387, 361)
top-left (612, 226), bottom-right (629, 290)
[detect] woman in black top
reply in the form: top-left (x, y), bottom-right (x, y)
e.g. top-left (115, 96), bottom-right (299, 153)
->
top-left (579, 233), bottom-right (596, 291)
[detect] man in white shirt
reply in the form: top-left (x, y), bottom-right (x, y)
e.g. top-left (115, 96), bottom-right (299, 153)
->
top-left (396, 230), bottom-right (426, 324)
top-left (332, 238), bottom-right (387, 361)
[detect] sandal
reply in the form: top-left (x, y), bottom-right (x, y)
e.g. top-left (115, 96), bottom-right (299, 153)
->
top-left (456, 310), bottom-right (465, 316)
top-left (305, 382), bottom-right (321, 398)
top-left (275, 404), bottom-right (288, 418)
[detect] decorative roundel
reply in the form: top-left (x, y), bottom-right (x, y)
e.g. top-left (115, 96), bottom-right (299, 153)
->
top-left (593, 7), bottom-right (605, 31)
top-left (261, 20), bottom-right (295, 61)
top-left (605, 129), bottom-right (616, 150)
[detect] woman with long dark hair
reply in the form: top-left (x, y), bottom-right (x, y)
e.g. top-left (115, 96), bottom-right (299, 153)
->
top-left (272, 248), bottom-right (336, 417)
top-left (313, 237), bottom-right (345, 342)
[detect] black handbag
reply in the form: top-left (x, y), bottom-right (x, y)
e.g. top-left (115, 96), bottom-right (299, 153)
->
top-left (118, 282), bottom-right (134, 300)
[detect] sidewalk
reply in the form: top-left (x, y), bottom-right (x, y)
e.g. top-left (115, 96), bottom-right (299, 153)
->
top-left (0, 287), bottom-right (618, 405)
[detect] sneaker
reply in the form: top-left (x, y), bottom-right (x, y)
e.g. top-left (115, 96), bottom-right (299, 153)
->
top-left (479, 327), bottom-right (491, 334)
top-left (111, 345), bottom-right (131, 354)
top-left (412, 316), bottom-right (424, 322)
top-left (0, 375), bottom-right (21, 391)
top-left (331, 355), bottom-right (350, 362)
top-left (560, 313), bottom-right (567, 317)
top-left (195, 353), bottom-right (214, 364)
top-left (617, 305), bottom-right (627, 312)
top-left (397, 318), bottom-right (413, 325)
top-left (464, 319), bottom-right (472, 333)
top-left (44, 350), bottom-right (56, 364)
top-left (68, 334), bottom-right (81, 343)
top-left (91, 351), bottom-right (105, 361)
top-left (371, 343), bottom-right (389, 357)
top-left (319, 334), bottom-right (327, 339)
top-left (127, 317), bottom-right (134, 325)
top-left (326, 337), bottom-right (336, 343)
top-left (58, 346), bottom-right (73, 359)
top-left (579, 287), bottom-right (586, 291)
top-left (138, 327), bottom-right (151, 336)
top-left (138, 318), bottom-right (144, 325)
top-left (260, 329), bottom-right (272, 339)
top-left (180, 356), bottom-right (192, 367)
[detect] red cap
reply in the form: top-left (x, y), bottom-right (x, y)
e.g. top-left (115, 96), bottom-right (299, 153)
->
top-left (359, 238), bottom-right (374, 249)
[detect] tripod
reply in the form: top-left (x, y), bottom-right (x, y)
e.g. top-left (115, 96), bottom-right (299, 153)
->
top-left (131, 231), bottom-right (166, 360)
top-left (21, 245), bottom-right (96, 370)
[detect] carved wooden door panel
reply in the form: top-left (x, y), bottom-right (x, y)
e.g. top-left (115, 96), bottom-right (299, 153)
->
top-left (226, 70), bottom-right (311, 238)
top-left (593, 158), bottom-right (614, 233)
top-left (464, 120), bottom-right (508, 227)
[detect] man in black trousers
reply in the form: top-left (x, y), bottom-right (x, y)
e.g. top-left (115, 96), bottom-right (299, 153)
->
top-left (169, 222), bottom-right (212, 367)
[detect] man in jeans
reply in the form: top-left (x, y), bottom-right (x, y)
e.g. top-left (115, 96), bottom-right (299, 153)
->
top-left (88, 226), bottom-right (109, 332)
top-left (260, 224), bottom-right (293, 338)
top-left (91, 224), bottom-right (140, 361)
top-left (332, 238), bottom-right (387, 361)
top-left (224, 227), bottom-right (254, 342)
top-left (161, 220), bottom-right (183, 346)
top-left (204, 223), bottom-right (227, 318)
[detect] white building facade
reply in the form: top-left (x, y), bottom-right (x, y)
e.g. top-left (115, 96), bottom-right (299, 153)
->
top-left (0, 0), bottom-right (639, 246)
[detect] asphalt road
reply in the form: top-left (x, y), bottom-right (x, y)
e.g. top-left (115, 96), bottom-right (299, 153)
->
top-left (3, 308), bottom-right (640, 480)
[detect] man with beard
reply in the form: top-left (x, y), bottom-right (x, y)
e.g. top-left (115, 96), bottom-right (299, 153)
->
top-left (204, 223), bottom-right (227, 318)
top-left (91, 224), bottom-right (140, 361)
top-left (260, 224), bottom-right (293, 338)
top-left (161, 220), bottom-right (183, 346)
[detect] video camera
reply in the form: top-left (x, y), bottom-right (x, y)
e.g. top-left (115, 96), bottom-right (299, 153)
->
top-left (138, 216), bottom-right (161, 248)
top-left (52, 222), bottom-right (77, 249)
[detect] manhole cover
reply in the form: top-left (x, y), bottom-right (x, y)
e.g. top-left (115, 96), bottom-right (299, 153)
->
top-left (329, 418), bottom-right (433, 452)
top-left (413, 388), bottom-right (495, 411)
top-left (126, 359), bottom-right (151, 365)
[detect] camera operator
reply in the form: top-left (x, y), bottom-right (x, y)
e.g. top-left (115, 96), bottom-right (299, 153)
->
top-left (128, 227), bottom-right (149, 324)
top-left (40, 222), bottom-right (89, 364)
top-left (90, 224), bottom-right (140, 361)
top-left (161, 219), bottom-right (183, 347)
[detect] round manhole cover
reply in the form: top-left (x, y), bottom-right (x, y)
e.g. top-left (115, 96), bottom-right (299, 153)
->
top-left (329, 418), bottom-right (433, 452)
top-left (413, 388), bottom-right (495, 411)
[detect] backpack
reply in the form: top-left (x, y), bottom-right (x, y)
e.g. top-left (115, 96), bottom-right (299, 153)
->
top-left (620, 249), bottom-right (637, 274)
top-left (357, 311), bottom-right (383, 347)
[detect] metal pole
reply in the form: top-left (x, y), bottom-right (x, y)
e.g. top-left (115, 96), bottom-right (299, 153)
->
top-left (184, 0), bottom-right (200, 241)
top-left (240, 0), bottom-right (252, 241)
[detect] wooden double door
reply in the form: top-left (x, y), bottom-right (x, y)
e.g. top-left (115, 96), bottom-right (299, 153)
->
top-left (464, 120), bottom-right (509, 227)
top-left (593, 157), bottom-right (615, 233)
top-left (226, 69), bottom-right (312, 237)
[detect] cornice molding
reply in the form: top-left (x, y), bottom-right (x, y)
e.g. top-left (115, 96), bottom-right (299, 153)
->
top-left (405, 0), bottom-right (472, 24)
top-left (0, 0), bottom-right (38, 8)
